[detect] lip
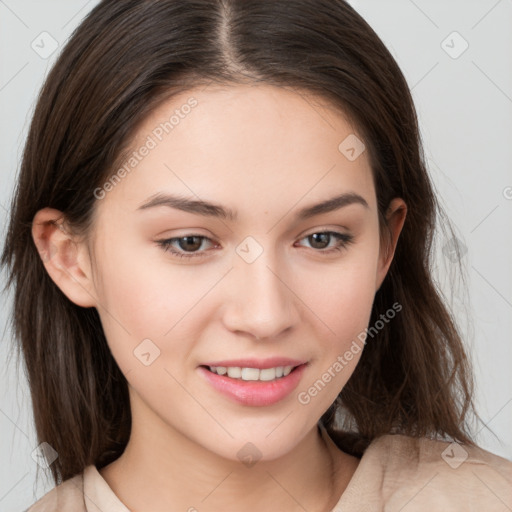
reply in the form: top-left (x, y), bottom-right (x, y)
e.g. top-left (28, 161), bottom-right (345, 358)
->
top-left (200, 357), bottom-right (306, 370)
top-left (198, 362), bottom-right (308, 407)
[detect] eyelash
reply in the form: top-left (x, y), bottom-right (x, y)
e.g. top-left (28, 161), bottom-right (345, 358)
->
top-left (156, 231), bottom-right (354, 260)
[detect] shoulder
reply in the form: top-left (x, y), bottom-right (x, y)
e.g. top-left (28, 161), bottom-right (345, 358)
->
top-left (367, 434), bottom-right (512, 511)
top-left (24, 472), bottom-right (86, 512)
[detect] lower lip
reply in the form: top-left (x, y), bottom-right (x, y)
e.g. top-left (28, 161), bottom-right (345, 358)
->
top-left (197, 364), bottom-right (308, 407)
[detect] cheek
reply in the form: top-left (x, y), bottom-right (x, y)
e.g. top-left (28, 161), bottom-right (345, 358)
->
top-left (297, 246), bottom-right (378, 343)
top-left (293, 264), bottom-right (376, 408)
top-left (290, 243), bottom-right (378, 405)
top-left (91, 237), bottom-right (225, 375)
top-left (93, 232), bottom-right (187, 330)
top-left (89, 237), bottom-right (183, 371)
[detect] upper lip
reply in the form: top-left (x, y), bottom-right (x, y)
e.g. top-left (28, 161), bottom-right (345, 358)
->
top-left (200, 357), bottom-right (307, 370)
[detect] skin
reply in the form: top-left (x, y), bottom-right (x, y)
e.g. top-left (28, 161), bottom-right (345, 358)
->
top-left (32, 83), bottom-right (407, 512)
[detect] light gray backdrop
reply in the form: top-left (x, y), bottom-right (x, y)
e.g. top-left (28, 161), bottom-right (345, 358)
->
top-left (1, 1), bottom-right (511, 510)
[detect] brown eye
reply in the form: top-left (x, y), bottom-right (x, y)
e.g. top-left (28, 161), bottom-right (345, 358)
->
top-left (176, 236), bottom-right (203, 252)
top-left (308, 232), bottom-right (331, 249)
top-left (156, 235), bottom-right (215, 259)
top-left (296, 231), bottom-right (354, 254)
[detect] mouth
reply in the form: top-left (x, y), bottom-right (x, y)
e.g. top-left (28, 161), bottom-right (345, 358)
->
top-left (197, 362), bottom-right (308, 407)
top-left (200, 363), bottom-right (303, 382)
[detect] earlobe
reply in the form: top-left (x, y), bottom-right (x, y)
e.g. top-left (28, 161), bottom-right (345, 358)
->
top-left (375, 198), bottom-right (407, 291)
top-left (32, 207), bottom-right (97, 308)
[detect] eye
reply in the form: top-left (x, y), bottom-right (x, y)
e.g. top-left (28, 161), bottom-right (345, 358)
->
top-left (156, 230), bottom-right (354, 260)
top-left (295, 231), bottom-right (354, 254)
top-left (156, 235), bottom-right (216, 259)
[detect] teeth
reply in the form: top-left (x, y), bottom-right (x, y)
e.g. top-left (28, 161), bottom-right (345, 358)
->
top-left (227, 367), bottom-right (241, 378)
top-left (208, 365), bottom-right (297, 381)
top-left (241, 367), bottom-right (260, 380)
top-left (259, 368), bottom-right (277, 381)
top-left (216, 366), bottom-right (227, 375)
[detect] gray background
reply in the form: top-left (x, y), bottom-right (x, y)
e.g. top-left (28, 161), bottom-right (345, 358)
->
top-left (1, 1), bottom-right (511, 510)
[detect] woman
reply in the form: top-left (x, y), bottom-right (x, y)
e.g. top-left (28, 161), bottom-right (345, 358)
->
top-left (2, 1), bottom-right (511, 510)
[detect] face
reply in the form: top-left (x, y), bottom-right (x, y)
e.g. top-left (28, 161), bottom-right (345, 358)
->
top-left (37, 83), bottom-right (405, 462)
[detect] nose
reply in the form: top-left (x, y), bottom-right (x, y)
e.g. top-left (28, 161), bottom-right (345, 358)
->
top-left (221, 247), bottom-right (300, 340)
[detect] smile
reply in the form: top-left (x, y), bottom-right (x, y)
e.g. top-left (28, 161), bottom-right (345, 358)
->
top-left (206, 365), bottom-right (296, 381)
top-left (198, 363), bottom-right (308, 407)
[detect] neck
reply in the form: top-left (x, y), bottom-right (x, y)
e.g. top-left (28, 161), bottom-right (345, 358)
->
top-left (100, 402), bottom-right (358, 512)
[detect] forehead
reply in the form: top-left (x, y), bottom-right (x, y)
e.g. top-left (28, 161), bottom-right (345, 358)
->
top-left (96, 83), bottom-right (375, 220)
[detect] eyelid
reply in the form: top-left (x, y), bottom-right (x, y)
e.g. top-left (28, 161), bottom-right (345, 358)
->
top-left (299, 224), bottom-right (351, 237)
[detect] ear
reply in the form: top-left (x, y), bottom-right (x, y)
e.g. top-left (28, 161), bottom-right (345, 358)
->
top-left (31, 207), bottom-right (97, 308)
top-left (375, 198), bottom-right (407, 292)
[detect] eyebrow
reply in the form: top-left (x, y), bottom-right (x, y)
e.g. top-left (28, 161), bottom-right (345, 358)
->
top-left (137, 191), bottom-right (369, 222)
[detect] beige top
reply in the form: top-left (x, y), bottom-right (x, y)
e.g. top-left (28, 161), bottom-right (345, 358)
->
top-left (26, 427), bottom-right (512, 511)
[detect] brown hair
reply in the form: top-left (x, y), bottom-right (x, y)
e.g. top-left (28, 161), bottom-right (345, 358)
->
top-left (2, 0), bottom-right (479, 485)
